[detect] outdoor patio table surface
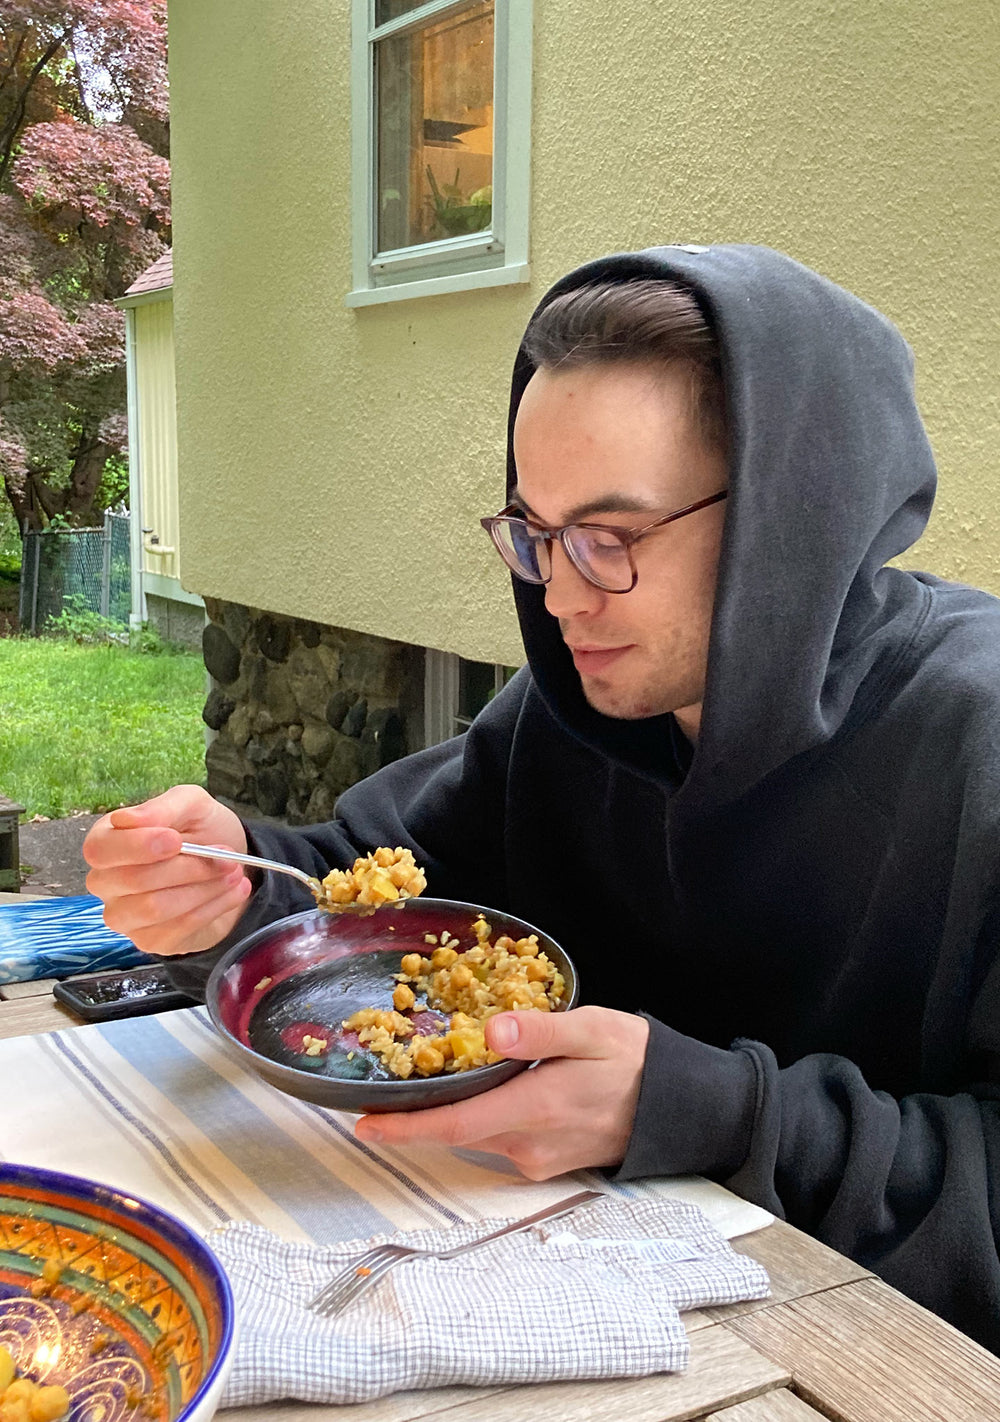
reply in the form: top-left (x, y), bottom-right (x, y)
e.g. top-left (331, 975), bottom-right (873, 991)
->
top-left (1, 988), bottom-right (999, 1421)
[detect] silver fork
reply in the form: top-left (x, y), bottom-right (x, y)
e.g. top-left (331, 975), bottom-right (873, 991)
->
top-left (307, 1188), bottom-right (604, 1318)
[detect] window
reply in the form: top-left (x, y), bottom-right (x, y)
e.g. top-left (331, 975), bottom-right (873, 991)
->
top-left (424, 650), bottom-right (520, 743)
top-left (348, 0), bottom-right (532, 306)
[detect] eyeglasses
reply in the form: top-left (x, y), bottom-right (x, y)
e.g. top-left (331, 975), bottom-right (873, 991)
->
top-left (480, 490), bottom-right (727, 593)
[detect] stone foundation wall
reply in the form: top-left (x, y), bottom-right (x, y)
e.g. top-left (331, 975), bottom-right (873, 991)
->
top-left (145, 593), bottom-right (206, 650)
top-left (201, 598), bottom-right (425, 824)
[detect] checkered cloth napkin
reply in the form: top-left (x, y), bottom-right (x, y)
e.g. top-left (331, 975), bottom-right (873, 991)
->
top-left (209, 1194), bottom-right (770, 1406)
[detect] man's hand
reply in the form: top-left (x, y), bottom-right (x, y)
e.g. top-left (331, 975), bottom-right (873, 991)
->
top-left (355, 1006), bottom-right (650, 1179)
top-left (83, 785), bottom-right (252, 956)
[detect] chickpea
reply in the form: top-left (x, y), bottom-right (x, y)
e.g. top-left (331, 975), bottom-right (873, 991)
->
top-left (400, 953), bottom-right (423, 976)
top-left (392, 983), bottom-right (415, 1012)
top-left (430, 945), bottom-right (458, 969)
top-left (524, 957), bottom-right (549, 981)
top-left (322, 873), bottom-right (356, 904)
top-left (30, 1387), bottom-right (71, 1422)
top-left (450, 963), bottom-right (473, 989)
top-left (413, 1043), bottom-right (445, 1075)
top-left (513, 936), bottom-right (539, 957)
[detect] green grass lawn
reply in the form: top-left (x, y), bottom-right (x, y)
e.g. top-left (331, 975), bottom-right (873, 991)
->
top-left (0, 636), bottom-right (207, 819)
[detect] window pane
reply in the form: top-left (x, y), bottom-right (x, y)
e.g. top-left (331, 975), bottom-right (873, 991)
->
top-left (376, 0), bottom-right (494, 253)
top-left (458, 659), bottom-right (497, 722)
top-left (375, 0), bottom-right (429, 22)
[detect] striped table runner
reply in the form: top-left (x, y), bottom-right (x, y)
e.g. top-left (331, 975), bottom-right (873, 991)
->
top-left (0, 1006), bottom-right (772, 1243)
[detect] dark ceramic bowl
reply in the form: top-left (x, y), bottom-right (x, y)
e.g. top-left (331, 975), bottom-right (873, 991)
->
top-left (206, 897), bottom-right (578, 1114)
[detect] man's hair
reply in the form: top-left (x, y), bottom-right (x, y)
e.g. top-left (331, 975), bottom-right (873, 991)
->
top-left (521, 279), bottom-right (727, 451)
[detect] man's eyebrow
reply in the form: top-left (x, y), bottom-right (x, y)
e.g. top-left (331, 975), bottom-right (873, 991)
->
top-left (510, 486), bottom-right (659, 523)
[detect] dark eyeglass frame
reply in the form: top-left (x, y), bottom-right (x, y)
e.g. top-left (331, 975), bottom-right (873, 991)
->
top-left (480, 489), bottom-right (728, 593)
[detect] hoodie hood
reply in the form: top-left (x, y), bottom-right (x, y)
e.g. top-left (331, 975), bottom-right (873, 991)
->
top-left (506, 244), bottom-right (938, 805)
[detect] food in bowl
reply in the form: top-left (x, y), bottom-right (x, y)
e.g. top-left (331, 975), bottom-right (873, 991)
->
top-left (315, 846), bottom-right (426, 911)
top-left (0, 1350), bottom-right (69, 1419)
top-left (206, 896), bottom-right (579, 1113)
top-left (0, 1163), bottom-right (234, 1422)
top-left (343, 914), bottom-right (566, 1077)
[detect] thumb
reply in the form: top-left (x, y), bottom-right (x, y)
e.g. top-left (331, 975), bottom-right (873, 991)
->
top-left (108, 785), bottom-right (204, 832)
top-left (108, 805), bottom-right (157, 829)
top-left (485, 1006), bottom-right (607, 1062)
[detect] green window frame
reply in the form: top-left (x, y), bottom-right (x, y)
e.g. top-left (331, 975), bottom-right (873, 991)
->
top-left (347, 0), bottom-right (532, 307)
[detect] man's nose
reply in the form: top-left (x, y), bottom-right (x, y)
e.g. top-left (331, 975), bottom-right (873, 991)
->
top-left (543, 542), bottom-right (605, 619)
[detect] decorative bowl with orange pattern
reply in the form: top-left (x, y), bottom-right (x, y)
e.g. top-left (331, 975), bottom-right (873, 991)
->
top-left (0, 1163), bottom-right (235, 1422)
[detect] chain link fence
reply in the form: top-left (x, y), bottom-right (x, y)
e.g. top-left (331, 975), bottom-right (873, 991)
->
top-left (19, 511), bottom-right (131, 634)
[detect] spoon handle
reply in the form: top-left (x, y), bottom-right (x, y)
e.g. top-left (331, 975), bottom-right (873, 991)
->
top-left (178, 841), bottom-right (319, 890)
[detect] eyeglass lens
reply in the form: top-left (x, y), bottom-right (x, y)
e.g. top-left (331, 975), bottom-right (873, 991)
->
top-left (492, 519), bottom-right (633, 592)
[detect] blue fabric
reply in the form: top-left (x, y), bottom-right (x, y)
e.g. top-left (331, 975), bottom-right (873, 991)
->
top-left (0, 893), bottom-right (144, 983)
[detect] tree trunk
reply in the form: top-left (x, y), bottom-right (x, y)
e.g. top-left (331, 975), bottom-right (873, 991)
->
top-left (1, 436), bottom-right (110, 532)
top-left (65, 438), bottom-right (110, 523)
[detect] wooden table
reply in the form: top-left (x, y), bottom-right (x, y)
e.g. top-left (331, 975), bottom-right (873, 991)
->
top-left (2, 976), bottom-right (1000, 1421)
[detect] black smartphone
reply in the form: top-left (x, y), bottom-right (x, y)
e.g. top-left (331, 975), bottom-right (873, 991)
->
top-left (53, 964), bottom-right (198, 1022)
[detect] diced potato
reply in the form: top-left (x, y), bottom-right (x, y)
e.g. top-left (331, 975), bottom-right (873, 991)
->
top-left (358, 870), bottom-right (399, 905)
top-left (447, 1026), bottom-right (486, 1060)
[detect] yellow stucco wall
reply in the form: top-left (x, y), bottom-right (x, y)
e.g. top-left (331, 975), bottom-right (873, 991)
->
top-left (167, 0), bottom-right (999, 666)
top-left (133, 297), bottom-right (181, 584)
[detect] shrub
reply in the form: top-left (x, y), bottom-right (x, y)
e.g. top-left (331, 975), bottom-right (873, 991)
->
top-left (44, 594), bottom-right (126, 645)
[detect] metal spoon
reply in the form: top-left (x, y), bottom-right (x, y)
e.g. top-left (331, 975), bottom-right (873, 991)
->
top-left (178, 842), bottom-right (376, 914)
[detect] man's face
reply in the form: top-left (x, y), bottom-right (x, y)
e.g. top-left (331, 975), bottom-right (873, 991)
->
top-left (511, 361), bottom-right (728, 734)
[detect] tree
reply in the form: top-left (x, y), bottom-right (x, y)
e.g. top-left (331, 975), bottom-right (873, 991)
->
top-left (0, 1), bottom-right (168, 530)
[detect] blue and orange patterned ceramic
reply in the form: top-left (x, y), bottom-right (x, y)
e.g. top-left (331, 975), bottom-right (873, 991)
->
top-left (0, 1163), bottom-right (235, 1421)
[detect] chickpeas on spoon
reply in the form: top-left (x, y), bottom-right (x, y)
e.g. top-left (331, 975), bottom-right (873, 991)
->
top-left (177, 843), bottom-right (426, 914)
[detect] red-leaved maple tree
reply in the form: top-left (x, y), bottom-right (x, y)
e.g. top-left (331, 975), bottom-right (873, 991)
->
top-left (0, 0), bottom-right (169, 530)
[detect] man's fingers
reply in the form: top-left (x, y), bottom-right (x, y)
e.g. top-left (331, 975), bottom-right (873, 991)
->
top-left (100, 868), bottom-right (247, 936)
top-left (355, 1066), bottom-right (553, 1150)
top-left (86, 851), bottom-right (236, 899)
top-left (485, 1005), bottom-right (617, 1062)
top-left (113, 874), bottom-right (252, 956)
top-left (84, 821), bottom-right (182, 869)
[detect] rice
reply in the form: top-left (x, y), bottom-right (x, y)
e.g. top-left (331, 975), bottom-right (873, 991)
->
top-left (342, 915), bottom-right (566, 1077)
